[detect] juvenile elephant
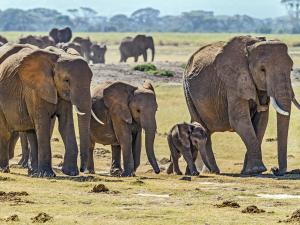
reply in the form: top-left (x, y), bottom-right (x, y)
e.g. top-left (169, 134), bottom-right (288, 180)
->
top-left (119, 35), bottom-right (155, 62)
top-left (90, 43), bottom-right (106, 64)
top-left (0, 44), bottom-right (92, 177)
top-left (49, 27), bottom-right (72, 44)
top-left (88, 81), bottom-right (160, 176)
top-left (183, 36), bottom-right (299, 176)
top-left (73, 37), bottom-right (92, 61)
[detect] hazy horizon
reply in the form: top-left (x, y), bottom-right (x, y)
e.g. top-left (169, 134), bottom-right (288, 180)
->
top-left (2, 0), bottom-right (286, 18)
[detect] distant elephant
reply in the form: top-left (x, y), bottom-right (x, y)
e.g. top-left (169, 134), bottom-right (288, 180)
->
top-left (88, 81), bottom-right (160, 176)
top-left (0, 35), bottom-right (8, 45)
top-left (73, 37), bottom-right (92, 61)
top-left (119, 35), bottom-right (155, 62)
top-left (90, 43), bottom-right (106, 64)
top-left (0, 44), bottom-right (92, 177)
top-left (166, 122), bottom-right (208, 176)
top-left (49, 27), bottom-right (72, 44)
top-left (183, 36), bottom-right (299, 176)
top-left (19, 35), bottom-right (55, 48)
top-left (57, 42), bottom-right (83, 56)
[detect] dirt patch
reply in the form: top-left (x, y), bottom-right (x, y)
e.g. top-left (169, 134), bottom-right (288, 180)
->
top-left (94, 148), bottom-right (110, 158)
top-left (130, 179), bottom-right (145, 185)
top-left (180, 176), bottom-right (192, 181)
top-left (5, 214), bottom-right (19, 222)
top-left (280, 209), bottom-right (300, 223)
top-left (53, 154), bottom-right (63, 159)
top-left (0, 191), bottom-right (32, 204)
top-left (159, 157), bottom-right (170, 165)
top-left (51, 137), bottom-right (59, 142)
top-left (31, 213), bottom-right (53, 223)
top-left (242, 205), bottom-right (265, 214)
top-left (54, 176), bottom-right (103, 182)
top-left (0, 176), bottom-right (15, 181)
top-left (91, 184), bottom-right (109, 193)
top-left (265, 138), bottom-right (277, 142)
top-left (215, 200), bottom-right (240, 208)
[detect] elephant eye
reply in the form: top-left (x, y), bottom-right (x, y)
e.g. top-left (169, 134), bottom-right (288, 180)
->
top-left (64, 79), bottom-right (70, 84)
top-left (137, 109), bottom-right (141, 113)
top-left (261, 67), bottom-right (266, 73)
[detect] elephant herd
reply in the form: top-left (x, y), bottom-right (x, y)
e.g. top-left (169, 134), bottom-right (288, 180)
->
top-left (0, 34), bottom-right (298, 179)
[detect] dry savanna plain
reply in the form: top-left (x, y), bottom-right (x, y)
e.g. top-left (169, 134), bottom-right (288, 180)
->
top-left (0, 32), bottom-right (300, 224)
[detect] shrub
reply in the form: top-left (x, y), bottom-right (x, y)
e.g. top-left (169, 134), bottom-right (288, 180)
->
top-left (133, 63), bottom-right (157, 72)
top-left (133, 63), bottom-right (174, 77)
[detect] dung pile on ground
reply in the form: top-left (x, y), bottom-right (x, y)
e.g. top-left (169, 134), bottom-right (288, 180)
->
top-left (280, 209), bottom-right (300, 223)
top-left (130, 179), bottom-right (145, 185)
top-left (242, 205), bottom-right (265, 214)
top-left (90, 184), bottom-right (109, 193)
top-left (53, 154), bottom-right (63, 159)
top-left (0, 191), bottom-right (31, 204)
top-left (31, 213), bottom-right (53, 223)
top-left (94, 148), bottom-right (110, 158)
top-left (215, 200), bottom-right (240, 208)
top-left (5, 214), bottom-right (19, 222)
top-left (159, 157), bottom-right (170, 165)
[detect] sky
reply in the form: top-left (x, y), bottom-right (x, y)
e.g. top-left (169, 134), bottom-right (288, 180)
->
top-left (0, 0), bottom-right (287, 18)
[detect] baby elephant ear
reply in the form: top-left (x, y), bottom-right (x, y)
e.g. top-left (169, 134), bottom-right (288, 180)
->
top-left (18, 49), bottom-right (59, 104)
top-left (177, 124), bottom-right (191, 148)
top-left (215, 36), bottom-right (258, 100)
top-left (143, 80), bottom-right (155, 93)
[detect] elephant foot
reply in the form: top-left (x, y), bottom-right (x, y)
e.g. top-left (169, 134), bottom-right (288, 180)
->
top-left (32, 167), bottom-right (56, 178)
top-left (175, 171), bottom-right (183, 175)
top-left (28, 168), bottom-right (38, 177)
top-left (241, 161), bottom-right (267, 175)
top-left (62, 165), bottom-right (79, 176)
top-left (271, 167), bottom-right (286, 176)
top-left (121, 170), bottom-right (135, 177)
top-left (191, 170), bottom-right (200, 176)
top-left (0, 165), bottom-right (10, 173)
top-left (110, 167), bottom-right (122, 177)
top-left (18, 158), bottom-right (29, 168)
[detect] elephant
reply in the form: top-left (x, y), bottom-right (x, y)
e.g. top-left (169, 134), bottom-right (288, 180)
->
top-left (166, 122), bottom-right (208, 176)
top-left (73, 37), bottom-right (93, 62)
top-left (18, 35), bottom-right (55, 48)
top-left (57, 42), bottom-right (83, 57)
top-left (119, 35), bottom-right (155, 63)
top-left (0, 35), bottom-right (8, 45)
top-left (0, 43), bottom-right (92, 177)
top-left (87, 81), bottom-right (160, 176)
top-left (49, 27), bottom-right (72, 44)
top-left (183, 35), bottom-right (299, 176)
top-left (90, 43), bottom-right (107, 64)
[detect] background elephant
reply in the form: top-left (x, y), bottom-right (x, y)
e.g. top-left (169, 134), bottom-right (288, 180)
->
top-left (88, 81), bottom-right (160, 176)
top-left (0, 44), bottom-right (92, 177)
top-left (183, 36), bottom-right (299, 176)
top-left (73, 37), bottom-right (92, 62)
top-left (19, 35), bottom-right (55, 48)
top-left (57, 42), bottom-right (83, 56)
top-left (166, 122), bottom-right (208, 176)
top-left (90, 43), bottom-right (106, 64)
top-left (49, 27), bottom-right (72, 44)
top-left (119, 34), bottom-right (155, 62)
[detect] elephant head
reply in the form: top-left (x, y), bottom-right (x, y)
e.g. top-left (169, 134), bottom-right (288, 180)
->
top-left (216, 36), bottom-right (297, 175)
top-left (90, 44), bottom-right (106, 64)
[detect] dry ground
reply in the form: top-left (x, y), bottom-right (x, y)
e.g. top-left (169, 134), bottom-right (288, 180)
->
top-left (0, 33), bottom-right (300, 225)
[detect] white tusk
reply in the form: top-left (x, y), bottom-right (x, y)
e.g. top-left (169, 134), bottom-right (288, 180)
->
top-left (292, 96), bottom-right (300, 110)
top-left (73, 105), bottom-right (86, 116)
top-left (270, 97), bottom-right (289, 116)
top-left (91, 110), bottom-right (104, 125)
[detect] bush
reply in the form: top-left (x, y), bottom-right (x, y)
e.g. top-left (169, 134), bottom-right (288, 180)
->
top-left (133, 63), bottom-right (174, 77)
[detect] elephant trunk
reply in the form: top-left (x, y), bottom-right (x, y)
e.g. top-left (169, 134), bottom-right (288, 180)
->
top-left (142, 119), bottom-right (160, 174)
top-left (71, 89), bottom-right (92, 172)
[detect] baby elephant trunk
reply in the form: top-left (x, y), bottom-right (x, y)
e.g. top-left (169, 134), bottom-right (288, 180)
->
top-left (144, 127), bottom-right (160, 174)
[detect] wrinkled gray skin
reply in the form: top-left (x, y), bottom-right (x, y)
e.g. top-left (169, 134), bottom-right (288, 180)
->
top-left (90, 44), bottom-right (106, 64)
top-left (19, 35), bottom-right (55, 48)
top-left (57, 42), bottom-right (83, 57)
top-left (119, 35), bottom-right (155, 62)
top-left (73, 37), bottom-right (93, 62)
top-left (183, 36), bottom-right (298, 176)
top-left (0, 44), bottom-right (92, 177)
top-left (49, 27), bottom-right (72, 44)
top-left (166, 122), bottom-right (208, 176)
top-left (88, 81), bottom-right (160, 177)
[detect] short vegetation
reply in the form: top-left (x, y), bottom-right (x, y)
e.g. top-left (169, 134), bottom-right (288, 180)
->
top-left (133, 63), bottom-right (174, 77)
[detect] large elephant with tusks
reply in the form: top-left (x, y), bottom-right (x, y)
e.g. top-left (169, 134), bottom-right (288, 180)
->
top-left (183, 36), bottom-right (300, 176)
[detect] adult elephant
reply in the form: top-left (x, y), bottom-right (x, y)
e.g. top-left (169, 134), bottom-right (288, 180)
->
top-left (183, 36), bottom-right (299, 176)
top-left (119, 35), bottom-right (155, 63)
top-left (73, 37), bottom-right (92, 62)
top-left (19, 35), bottom-right (55, 48)
top-left (49, 27), bottom-right (72, 44)
top-left (90, 43), bottom-right (106, 64)
top-left (88, 81), bottom-right (160, 176)
top-left (0, 44), bottom-right (92, 177)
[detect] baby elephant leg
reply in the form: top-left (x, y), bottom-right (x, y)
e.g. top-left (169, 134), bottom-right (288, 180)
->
top-left (167, 135), bottom-right (182, 175)
top-left (182, 146), bottom-right (199, 176)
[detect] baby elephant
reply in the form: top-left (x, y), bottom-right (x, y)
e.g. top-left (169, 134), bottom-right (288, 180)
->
top-left (166, 122), bottom-right (208, 176)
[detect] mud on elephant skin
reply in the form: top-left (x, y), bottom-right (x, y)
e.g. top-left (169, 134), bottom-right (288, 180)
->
top-left (88, 80), bottom-right (160, 177)
top-left (166, 122), bottom-right (209, 176)
top-left (183, 35), bottom-right (299, 176)
top-left (0, 43), bottom-right (92, 177)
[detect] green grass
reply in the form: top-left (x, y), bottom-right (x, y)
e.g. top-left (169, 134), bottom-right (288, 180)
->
top-left (133, 63), bottom-right (174, 77)
top-left (1, 85), bottom-right (300, 225)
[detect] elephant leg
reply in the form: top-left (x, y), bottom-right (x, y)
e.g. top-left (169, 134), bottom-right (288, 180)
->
top-left (203, 135), bottom-right (220, 174)
top-left (58, 103), bottom-right (79, 176)
top-left (132, 130), bottom-right (142, 172)
top-left (27, 131), bottom-right (38, 176)
top-left (0, 131), bottom-right (12, 173)
top-left (228, 99), bottom-right (266, 175)
top-left (110, 145), bottom-right (122, 176)
top-left (18, 132), bottom-right (30, 168)
top-left (87, 140), bottom-right (95, 174)
top-left (182, 145), bottom-right (199, 176)
top-left (8, 132), bottom-right (19, 160)
top-left (167, 135), bottom-right (182, 175)
top-left (143, 52), bottom-right (147, 62)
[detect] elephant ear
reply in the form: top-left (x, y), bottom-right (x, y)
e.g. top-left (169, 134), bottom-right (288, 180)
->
top-left (18, 49), bottom-right (59, 104)
top-left (177, 124), bottom-right (191, 148)
top-left (215, 36), bottom-right (259, 100)
top-left (143, 80), bottom-right (155, 94)
top-left (103, 82), bottom-right (137, 124)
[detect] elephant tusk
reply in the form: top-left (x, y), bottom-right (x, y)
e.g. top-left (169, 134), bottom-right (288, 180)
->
top-left (292, 96), bottom-right (300, 110)
top-left (270, 97), bottom-right (289, 116)
top-left (73, 105), bottom-right (86, 116)
top-left (91, 110), bottom-right (104, 125)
